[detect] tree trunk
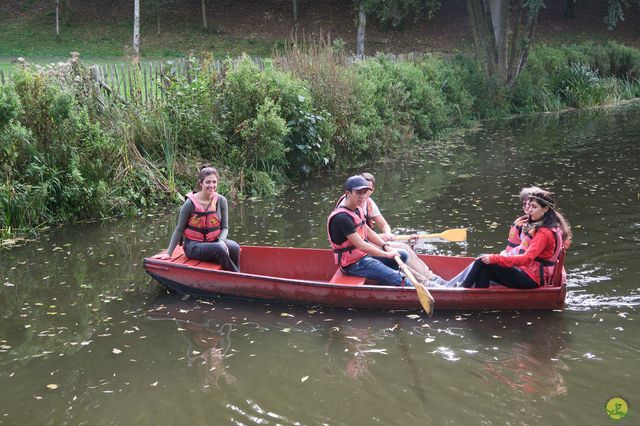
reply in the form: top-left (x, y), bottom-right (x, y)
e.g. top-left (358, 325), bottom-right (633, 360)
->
top-left (356, 2), bottom-right (366, 57)
top-left (466, 0), bottom-right (497, 76)
top-left (201, 0), bottom-right (208, 29)
top-left (467, 0), bottom-right (542, 86)
top-left (157, 1), bottom-right (161, 35)
top-left (133, 0), bottom-right (140, 57)
top-left (55, 0), bottom-right (60, 39)
top-left (292, 0), bottom-right (298, 21)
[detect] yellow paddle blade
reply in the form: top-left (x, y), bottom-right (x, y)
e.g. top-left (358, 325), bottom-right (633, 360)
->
top-left (396, 228), bottom-right (467, 243)
top-left (394, 255), bottom-right (435, 316)
top-left (414, 282), bottom-right (435, 317)
top-left (438, 228), bottom-right (467, 242)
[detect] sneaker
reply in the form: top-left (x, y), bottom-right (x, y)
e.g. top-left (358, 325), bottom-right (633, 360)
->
top-left (427, 275), bottom-right (447, 287)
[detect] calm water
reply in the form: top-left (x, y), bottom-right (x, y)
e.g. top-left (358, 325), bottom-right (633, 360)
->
top-left (1, 104), bottom-right (639, 425)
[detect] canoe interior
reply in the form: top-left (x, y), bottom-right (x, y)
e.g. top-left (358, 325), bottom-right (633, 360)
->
top-left (155, 245), bottom-right (476, 282)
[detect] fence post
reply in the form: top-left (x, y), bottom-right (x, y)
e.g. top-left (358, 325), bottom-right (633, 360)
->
top-left (90, 65), bottom-right (101, 98)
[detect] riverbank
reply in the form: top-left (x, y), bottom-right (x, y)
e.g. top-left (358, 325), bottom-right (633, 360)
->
top-left (1, 41), bottom-right (640, 240)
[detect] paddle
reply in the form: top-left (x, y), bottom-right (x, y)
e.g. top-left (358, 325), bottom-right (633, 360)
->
top-left (395, 228), bottom-right (467, 243)
top-left (395, 255), bottom-right (434, 317)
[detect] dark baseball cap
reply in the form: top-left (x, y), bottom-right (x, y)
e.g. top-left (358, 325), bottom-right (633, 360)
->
top-left (345, 175), bottom-right (371, 191)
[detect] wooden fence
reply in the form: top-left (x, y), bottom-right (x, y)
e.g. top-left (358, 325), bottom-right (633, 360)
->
top-left (1, 52), bottom-right (461, 102)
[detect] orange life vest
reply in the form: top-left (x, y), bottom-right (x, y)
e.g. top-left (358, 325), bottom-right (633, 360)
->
top-left (335, 195), bottom-right (375, 228)
top-left (327, 206), bottom-right (368, 269)
top-left (504, 216), bottom-right (528, 255)
top-left (516, 226), bottom-right (563, 286)
top-left (183, 192), bottom-right (222, 242)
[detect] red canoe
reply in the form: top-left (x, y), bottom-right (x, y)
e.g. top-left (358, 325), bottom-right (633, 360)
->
top-left (143, 246), bottom-right (567, 311)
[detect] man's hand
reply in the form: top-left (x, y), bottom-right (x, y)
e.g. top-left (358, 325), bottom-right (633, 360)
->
top-left (384, 248), bottom-right (400, 259)
top-left (379, 232), bottom-right (396, 242)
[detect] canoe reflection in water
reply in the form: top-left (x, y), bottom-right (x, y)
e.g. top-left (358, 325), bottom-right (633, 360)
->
top-left (149, 299), bottom-right (236, 392)
top-left (148, 296), bottom-right (391, 385)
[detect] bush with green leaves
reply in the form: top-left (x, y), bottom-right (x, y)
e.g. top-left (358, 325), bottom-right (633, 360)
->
top-left (216, 56), bottom-right (335, 180)
top-left (512, 41), bottom-right (640, 112)
top-left (355, 55), bottom-right (476, 142)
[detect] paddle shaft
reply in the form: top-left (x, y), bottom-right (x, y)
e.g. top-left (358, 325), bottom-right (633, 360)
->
top-left (395, 228), bottom-right (467, 243)
top-left (394, 255), bottom-right (434, 316)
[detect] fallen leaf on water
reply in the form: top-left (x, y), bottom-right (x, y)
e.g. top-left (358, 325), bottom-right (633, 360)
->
top-left (301, 376), bottom-right (309, 383)
top-left (280, 313), bottom-right (294, 317)
top-left (406, 314), bottom-right (421, 319)
top-left (282, 328), bottom-right (291, 333)
top-left (46, 384), bottom-right (58, 390)
top-left (150, 381), bottom-right (158, 387)
top-left (424, 337), bottom-right (435, 343)
top-left (112, 348), bottom-right (122, 354)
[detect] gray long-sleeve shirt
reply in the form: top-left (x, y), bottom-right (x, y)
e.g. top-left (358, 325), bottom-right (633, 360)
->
top-left (166, 195), bottom-right (230, 256)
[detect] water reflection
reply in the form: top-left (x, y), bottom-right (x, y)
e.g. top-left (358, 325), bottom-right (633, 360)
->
top-left (1, 103), bottom-right (640, 424)
top-left (468, 314), bottom-right (570, 401)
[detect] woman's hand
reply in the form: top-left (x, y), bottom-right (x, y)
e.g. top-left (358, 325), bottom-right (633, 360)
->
top-left (479, 254), bottom-right (493, 264)
top-left (152, 253), bottom-right (171, 260)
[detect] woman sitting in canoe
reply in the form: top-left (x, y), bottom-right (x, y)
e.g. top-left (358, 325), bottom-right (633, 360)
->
top-left (460, 190), bottom-right (571, 289)
top-left (445, 186), bottom-right (544, 286)
top-left (153, 166), bottom-right (240, 272)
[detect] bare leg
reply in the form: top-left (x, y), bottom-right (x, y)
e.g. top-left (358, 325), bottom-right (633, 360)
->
top-left (388, 242), bottom-right (437, 283)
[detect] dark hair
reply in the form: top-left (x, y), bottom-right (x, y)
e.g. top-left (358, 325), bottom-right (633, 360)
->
top-left (530, 190), bottom-right (573, 247)
top-left (519, 186), bottom-right (543, 202)
top-left (198, 166), bottom-right (219, 182)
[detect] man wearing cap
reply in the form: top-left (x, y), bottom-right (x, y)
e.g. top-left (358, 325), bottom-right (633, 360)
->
top-left (327, 176), bottom-right (410, 286)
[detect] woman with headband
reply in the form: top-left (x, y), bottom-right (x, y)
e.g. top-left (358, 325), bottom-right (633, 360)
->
top-left (460, 190), bottom-right (572, 289)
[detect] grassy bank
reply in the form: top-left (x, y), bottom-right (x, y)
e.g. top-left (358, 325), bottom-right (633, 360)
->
top-left (1, 40), bottom-right (640, 240)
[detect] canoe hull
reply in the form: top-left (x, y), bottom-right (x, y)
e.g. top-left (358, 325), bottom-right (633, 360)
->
top-left (143, 246), bottom-right (566, 311)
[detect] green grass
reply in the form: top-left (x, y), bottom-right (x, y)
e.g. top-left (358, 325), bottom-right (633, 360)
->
top-left (0, 11), bottom-right (280, 62)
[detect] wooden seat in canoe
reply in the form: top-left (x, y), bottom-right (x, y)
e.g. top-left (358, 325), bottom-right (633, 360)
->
top-left (329, 269), bottom-right (366, 286)
top-left (162, 246), bottom-right (223, 271)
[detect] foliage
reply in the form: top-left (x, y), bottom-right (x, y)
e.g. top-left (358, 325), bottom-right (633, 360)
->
top-left (355, 54), bottom-right (475, 142)
top-left (3, 40), bottom-right (640, 239)
top-left (362, 0), bottom-right (441, 30)
top-left (605, 0), bottom-right (640, 30)
top-left (511, 41), bottom-right (640, 112)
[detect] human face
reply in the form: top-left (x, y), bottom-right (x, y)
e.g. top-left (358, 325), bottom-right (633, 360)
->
top-left (526, 200), bottom-right (548, 222)
top-left (200, 173), bottom-right (218, 196)
top-left (345, 188), bottom-right (369, 208)
top-left (521, 198), bottom-right (530, 214)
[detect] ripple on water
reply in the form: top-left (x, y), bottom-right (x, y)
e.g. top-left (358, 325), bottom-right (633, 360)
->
top-left (562, 263), bottom-right (640, 311)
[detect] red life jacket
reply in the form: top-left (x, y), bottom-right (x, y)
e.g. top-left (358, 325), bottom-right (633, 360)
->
top-left (504, 216), bottom-right (528, 255)
top-left (516, 226), bottom-right (564, 286)
top-left (327, 206), bottom-right (368, 269)
top-left (183, 192), bottom-right (222, 242)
